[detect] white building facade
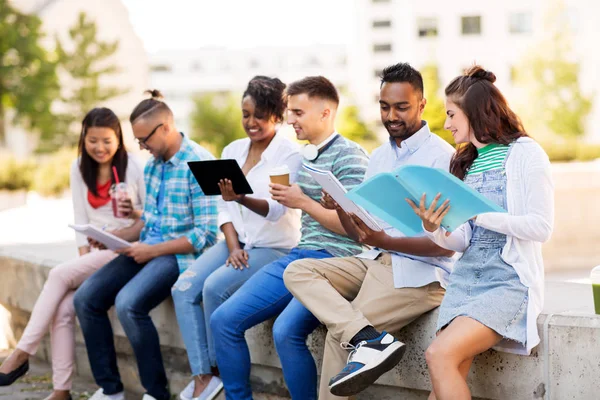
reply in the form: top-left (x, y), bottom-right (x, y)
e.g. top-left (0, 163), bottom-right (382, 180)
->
top-left (348, 0), bottom-right (600, 141)
top-left (149, 45), bottom-right (349, 134)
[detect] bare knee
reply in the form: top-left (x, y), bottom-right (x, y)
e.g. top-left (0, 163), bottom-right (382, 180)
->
top-left (425, 341), bottom-right (452, 371)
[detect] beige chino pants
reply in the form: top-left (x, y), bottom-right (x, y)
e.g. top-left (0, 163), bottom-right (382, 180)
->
top-left (284, 253), bottom-right (444, 400)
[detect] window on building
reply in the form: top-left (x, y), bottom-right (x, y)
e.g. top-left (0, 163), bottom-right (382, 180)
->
top-left (461, 16), bottom-right (482, 35)
top-left (509, 12), bottom-right (532, 34)
top-left (417, 17), bottom-right (438, 37)
top-left (150, 64), bottom-right (172, 72)
top-left (373, 43), bottom-right (392, 52)
top-left (372, 20), bottom-right (392, 28)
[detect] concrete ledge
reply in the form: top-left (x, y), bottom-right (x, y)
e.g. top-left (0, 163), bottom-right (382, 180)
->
top-left (1, 249), bottom-right (599, 399)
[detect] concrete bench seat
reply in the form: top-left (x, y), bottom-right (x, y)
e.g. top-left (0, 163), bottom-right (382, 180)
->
top-left (1, 247), bottom-right (599, 400)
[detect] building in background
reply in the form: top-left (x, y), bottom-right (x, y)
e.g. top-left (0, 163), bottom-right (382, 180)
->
top-left (7, 0), bottom-right (148, 156)
top-left (348, 0), bottom-right (600, 141)
top-left (149, 45), bottom-right (349, 134)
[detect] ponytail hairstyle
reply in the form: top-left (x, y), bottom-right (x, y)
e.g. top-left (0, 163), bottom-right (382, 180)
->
top-left (78, 108), bottom-right (128, 195)
top-left (242, 76), bottom-right (287, 123)
top-left (129, 89), bottom-right (172, 124)
top-left (446, 65), bottom-right (527, 180)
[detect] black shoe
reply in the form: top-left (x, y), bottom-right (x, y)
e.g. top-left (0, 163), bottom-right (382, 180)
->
top-left (0, 359), bottom-right (29, 386)
top-left (329, 332), bottom-right (406, 397)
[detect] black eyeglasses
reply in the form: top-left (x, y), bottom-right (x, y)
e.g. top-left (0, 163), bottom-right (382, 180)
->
top-left (135, 123), bottom-right (163, 148)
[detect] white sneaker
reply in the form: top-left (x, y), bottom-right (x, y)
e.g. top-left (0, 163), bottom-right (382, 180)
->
top-left (179, 379), bottom-right (195, 400)
top-left (194, 376), bottom-right (224, 400)
top-left (89, 388), bottom-right (125, 400)
top-left (329, 332), bottom-right (406, 397)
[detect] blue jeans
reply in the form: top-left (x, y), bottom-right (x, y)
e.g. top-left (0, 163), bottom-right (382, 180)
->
top-left (73, 254), bottom-right (179, 400)
top-left (210, 248), bottom-right (331, 400)
top-left (171, 240), bottom-right (288, 376)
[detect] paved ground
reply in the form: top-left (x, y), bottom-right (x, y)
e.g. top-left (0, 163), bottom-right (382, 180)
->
top-left (0, 348), bottom-right (284, 399)
top-left (0, 350), bottom-right (104, 400)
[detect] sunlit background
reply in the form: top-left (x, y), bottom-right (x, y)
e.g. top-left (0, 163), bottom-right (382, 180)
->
top-left (1, 0), bottom-right (600, 338)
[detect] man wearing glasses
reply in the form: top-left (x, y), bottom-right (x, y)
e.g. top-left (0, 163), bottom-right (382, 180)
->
top-left (74, 91), bottom-right (218, 400)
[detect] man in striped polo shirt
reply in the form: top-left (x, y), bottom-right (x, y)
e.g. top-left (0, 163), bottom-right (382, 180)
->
top-left (210, 76), bottom-right (369, 400)
top-left (285, 63), bottom-right (457, 399)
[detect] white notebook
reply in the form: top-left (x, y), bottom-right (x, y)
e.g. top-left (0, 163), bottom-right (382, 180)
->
top-left (302, 164), bottom-right (382, 231)
top-left (68, 224), bottom-right (131, 251)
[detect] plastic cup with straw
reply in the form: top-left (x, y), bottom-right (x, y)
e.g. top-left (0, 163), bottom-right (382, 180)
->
top-left (110, 166), bottom-right (129, 218)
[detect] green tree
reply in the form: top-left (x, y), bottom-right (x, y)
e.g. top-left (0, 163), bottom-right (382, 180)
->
top-left (0, 0), bottom-right (60, 146)
top-left (42, 12), bottom-right (126, 151)
top-left (189, 93), bottom-right (246, 156)
top-left (514, 0), bottom-right (592, 138)
top-left (421, 64), bottom-right (454, 146)
top-left (337, 105), bottom-right (380, 151)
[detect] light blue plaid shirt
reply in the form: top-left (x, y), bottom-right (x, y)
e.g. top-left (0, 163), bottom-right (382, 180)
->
top-left (140, 134), bottom-right (218, 272)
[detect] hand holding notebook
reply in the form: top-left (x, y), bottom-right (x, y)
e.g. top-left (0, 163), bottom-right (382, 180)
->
top-left (68, 224), bottom-right (131, 251)
top-left (345, 165), bottom-right (505, 237)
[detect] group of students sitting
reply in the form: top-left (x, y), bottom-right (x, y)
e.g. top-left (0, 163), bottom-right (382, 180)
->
top-left (0, 62), bottom-right (554, 400)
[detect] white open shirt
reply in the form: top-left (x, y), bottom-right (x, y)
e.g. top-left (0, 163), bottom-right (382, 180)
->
top-left (217, 133), bottom-right (302, 250)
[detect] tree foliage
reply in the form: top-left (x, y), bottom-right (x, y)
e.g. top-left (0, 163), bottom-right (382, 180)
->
top-left (337, 105), bottom-right (380, 151)
top-left (189, 93), bottom-right (246, 157)
top-left (513, 0), bottom-right (592, 138)
top-left (41, 12), bottom-right (126, 151)
top-left (0, 0), bottom-right (60, 145)
top-left (421, 64), bottom-right (454, 146)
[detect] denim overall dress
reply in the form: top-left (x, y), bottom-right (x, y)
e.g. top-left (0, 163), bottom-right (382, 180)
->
top-left (436, 146), bottom-right (528, 345)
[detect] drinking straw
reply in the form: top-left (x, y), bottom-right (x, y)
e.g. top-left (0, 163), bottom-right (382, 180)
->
top-left (112, 166), bottom-right (120, 184)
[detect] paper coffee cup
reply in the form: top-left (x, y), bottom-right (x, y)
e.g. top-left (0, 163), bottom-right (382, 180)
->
top-left (269, 165), bottom-right (290, 186)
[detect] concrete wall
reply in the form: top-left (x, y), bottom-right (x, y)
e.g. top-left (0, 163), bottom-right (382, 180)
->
top-left (1, 251), bottom-right (599, 399)
top-left (542, 161), bottom-right (600, 272)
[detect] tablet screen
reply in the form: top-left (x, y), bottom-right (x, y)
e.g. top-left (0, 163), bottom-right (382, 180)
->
top-left (187, 159), bottom-right (254, 195)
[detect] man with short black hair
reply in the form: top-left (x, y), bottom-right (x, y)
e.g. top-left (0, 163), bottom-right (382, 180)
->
top-left (211, 76), bottom-right (369, 400)
top-left (285, 63), bottom-right (456, 399)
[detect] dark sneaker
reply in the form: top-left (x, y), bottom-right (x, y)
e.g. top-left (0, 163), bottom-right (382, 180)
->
top-left (329, 332), bottom-right (406, 396)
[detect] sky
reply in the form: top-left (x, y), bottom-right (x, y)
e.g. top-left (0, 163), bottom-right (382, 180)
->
top-left (121, 0), bottom-right (355, 53)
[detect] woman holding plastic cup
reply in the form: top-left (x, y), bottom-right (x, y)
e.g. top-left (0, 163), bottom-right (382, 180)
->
top-left (172, 76), bottom-right (302, 400)
top-left (0, 108), bottom-right (145, 400)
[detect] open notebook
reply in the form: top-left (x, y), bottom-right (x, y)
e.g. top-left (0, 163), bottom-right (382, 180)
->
top-left (345, 165), bottom-right (506, 237)
top-left (69, 224), bottom-right (131, 251)
top-left (302, 164), bottom-right (382, 231)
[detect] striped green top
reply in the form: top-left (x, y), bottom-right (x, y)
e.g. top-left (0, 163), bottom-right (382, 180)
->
top-left (297, 135), bottom-right (369, 257)
top-left (467, 144), bottom-right (509, 175)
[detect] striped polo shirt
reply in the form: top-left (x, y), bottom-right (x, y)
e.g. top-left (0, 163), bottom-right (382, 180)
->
top-left (467, 143), bottom-right (510, 175)
top-left (297, 134), bottom-right (369, 257)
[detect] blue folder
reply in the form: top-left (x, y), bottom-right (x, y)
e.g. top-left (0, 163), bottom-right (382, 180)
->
top-left (345, 165), bottom-right (506, 236)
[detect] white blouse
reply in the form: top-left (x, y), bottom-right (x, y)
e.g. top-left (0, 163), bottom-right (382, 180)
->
top-left (70, 154), bottom-right (146, 248)
top-left (218, 132), bottom-right (302, 250)
top-left (425, 137), bottom-right (554, 355)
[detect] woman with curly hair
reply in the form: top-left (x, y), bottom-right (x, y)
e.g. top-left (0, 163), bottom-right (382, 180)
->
top-left (172, 76), bottom-right (302, 400)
